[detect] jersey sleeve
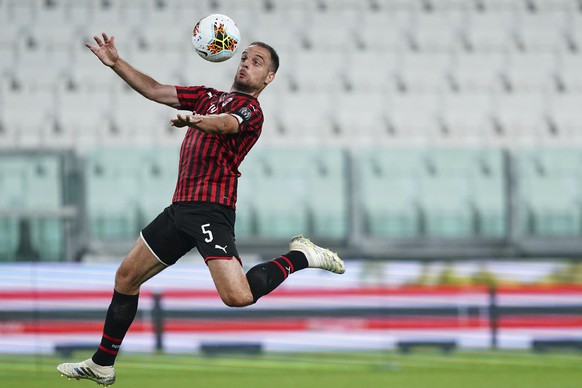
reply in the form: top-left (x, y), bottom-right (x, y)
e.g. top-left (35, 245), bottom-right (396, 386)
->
top-left (175, 86), bottom-right (212, 111)
top-left (227, 98), bottom-right (264, 134)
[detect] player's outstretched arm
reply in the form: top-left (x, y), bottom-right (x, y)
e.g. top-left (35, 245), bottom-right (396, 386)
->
top-left (86, 32), bottom-right (180, 108)
top-left (170, 113), bottom-right (239, 135)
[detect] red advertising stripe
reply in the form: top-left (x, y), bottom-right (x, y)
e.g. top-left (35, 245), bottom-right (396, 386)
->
top-left (1, 316), bottom-right (580, 334)
top-left (2, 285), bottom-right (582, 301)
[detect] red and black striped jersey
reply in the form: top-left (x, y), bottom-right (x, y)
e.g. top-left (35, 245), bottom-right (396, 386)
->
top-left (172, 85), bottom-right (263, 208)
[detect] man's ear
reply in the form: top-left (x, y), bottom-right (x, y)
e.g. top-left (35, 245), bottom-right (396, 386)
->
top-left (264, 72), bottom-right (276, 85)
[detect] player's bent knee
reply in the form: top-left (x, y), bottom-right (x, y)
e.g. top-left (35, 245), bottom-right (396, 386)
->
top-left (114, 264), bottom-right (142, 294)
top-left (219, 290), bottom-right (253, 307)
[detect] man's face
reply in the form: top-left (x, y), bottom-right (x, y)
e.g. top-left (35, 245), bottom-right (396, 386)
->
top-left (232, 45), bottom-right (275, 94)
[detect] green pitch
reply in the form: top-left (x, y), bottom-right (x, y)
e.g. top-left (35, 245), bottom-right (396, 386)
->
top-left (1, 351), bottom-right (581, 388)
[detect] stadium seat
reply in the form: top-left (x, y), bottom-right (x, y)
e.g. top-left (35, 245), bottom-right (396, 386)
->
top-left (450, 52), bottom-right (508, 93)
top-left (557, 53), bottom-right (582, 93)
top-left (235, 150), bottom-right (262, 238)
top-left (0, 218), bottom-right (19, 261)
top-left (251, 10), bottom-right (307, 51)
top-left (0, 157), bottom-right (25, 258)
top-left (299, 10), bottom-right (360, 52)
top-left (441, 93), bottom-right (496, 142)
top-left (463, 11), bottom-right (518, 52)
top-left (395, 52), bottom-right (453, 93)
top-left (514, 10), bottom-right (570, 52)
top-left (358, 10), bottom-right (410, 51)
top-left (26, 155), bottom-right (64, 260)
top-left (306, 148), bottom-right (349, 239)
top-left (419, 150), bottom-right (475, 237)
top-left (502, 52), bottom-right (558, 93)
top-left (358, 149), bottom-right (424, 238)
top-left (472, 149), bottom-right (507, 237)
top-left (29, 218), bottom-right (64, 261)
top-left (407, 11), bottom-right (465, 52)
top-left (516, 149), bottom-right (582, 236)
top-left (385, 92), bottom-right (443, 141)
top-left (138, 147), bottom-right (179, 223)
top-left (1, 89), bottom-right (57, 148)
top-left (0, 156), bottom-right (28, 209)
top-left (287, 51), bottom-right (347, 93)
top-left (110, 90), bottom-right (175, 147)
top-left (548, 93), bottom-right (582, 139)
top-left (275, 92), bottom-right (335, 143)
top-left (25, 155), bottom-right (62, 210)
top-left (85, 148), bottom-right (143, 240)
top-left (9, 47), bottom-right (69, 93)
top-left (251, 148), bottom-right (310, 239)
top-left (343, 52), bottom-right (400, 93)
top-left (0, 154), bottom-right (65, 260)
top-left (333, 91), bottom-right (391, 144)
top-left (67, 46), bottom-right (123, 91)
top-left (492, 92), bottom-right (550, 142)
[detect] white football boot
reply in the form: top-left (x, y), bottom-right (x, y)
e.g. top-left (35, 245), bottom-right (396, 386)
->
top-left (57, 358), bottom-right (115, 387)
top-left (289, 235), bottom-right (345, 274)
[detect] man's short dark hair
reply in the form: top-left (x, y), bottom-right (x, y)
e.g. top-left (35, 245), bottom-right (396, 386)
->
top-left (249, 41), bottom-right (279, 73)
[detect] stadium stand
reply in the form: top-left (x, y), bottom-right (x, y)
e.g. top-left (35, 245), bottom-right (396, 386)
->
top-left (0, 152), bottom-right (67, 261)
top-left (2, 0), bottom-right (582, 256)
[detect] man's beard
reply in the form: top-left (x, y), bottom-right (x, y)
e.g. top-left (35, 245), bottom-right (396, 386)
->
top-left (232, 78), bottom-right (254, 94)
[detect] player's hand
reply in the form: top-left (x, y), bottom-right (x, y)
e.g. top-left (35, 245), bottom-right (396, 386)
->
top-left (85, 33), bottom-right (119, 67)
top-left (170, 114), bottom-right (203, 128)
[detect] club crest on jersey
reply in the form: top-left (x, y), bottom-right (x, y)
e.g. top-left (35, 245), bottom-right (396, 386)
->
top-left (238, 107), bottom-right (252, 121)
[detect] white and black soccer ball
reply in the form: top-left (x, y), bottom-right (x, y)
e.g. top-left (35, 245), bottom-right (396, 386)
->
top-left (192, 14), bottom-right (240, 63)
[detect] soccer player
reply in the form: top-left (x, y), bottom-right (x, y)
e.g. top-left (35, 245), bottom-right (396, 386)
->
top-left (56, 33), bottom-right (345, 386)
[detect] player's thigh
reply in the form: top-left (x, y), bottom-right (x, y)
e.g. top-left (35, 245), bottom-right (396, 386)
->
top-left (207, 259), bottom-right (253, 306)
top-left (115, 237), bottom-right (167, 294)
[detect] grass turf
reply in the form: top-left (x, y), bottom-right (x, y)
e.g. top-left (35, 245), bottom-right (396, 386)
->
top-left (1, 351), bottom-right (581, 388)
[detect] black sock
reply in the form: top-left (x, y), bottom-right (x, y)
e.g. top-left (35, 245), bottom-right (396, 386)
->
top-left (92, 290), bottom-right (139, 366)
top-left (245, 251), bottom-right (308, 303)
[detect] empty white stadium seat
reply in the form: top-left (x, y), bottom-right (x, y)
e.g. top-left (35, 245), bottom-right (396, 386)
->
top-left (450, 52), bottom-right (508, 92)
top-left (343, 52), bottom-right (401, 93)
top-left (385, 92), bottom-right (443, 142)
top-left (395, 52), bottom-right (453, 93)
top-left (463, 11), bottom-right (518, 52)
top-left (514, 11), bottom-right (570, 52)
top-left (358, 11), bottom-right (411, 51)
top-left (493, 92), bottom-right (550, 143)
top-left (557, 53), bottom-right (582, 92)
top-left (503, 52), bottom-right (558, 92)
top-left (54, 88), bottom-right (111, 149)
top-left (0, 89), bottom-right (56, 147)
top-left (288, 51), bottom-right (347, 92)
top-left (441, 93), bottom-right (496, 143)
top-left (548, 93), bottom-right (582, 140)
top-left (274, 91), bottom-right (335, 144)
top-left (334, 91), bottom-right (391, 144)
top-left (408, 11), bottom-right (466, 52)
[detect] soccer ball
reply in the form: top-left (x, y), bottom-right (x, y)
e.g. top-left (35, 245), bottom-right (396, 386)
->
top-left (192, 14), bottom-right (240, 63)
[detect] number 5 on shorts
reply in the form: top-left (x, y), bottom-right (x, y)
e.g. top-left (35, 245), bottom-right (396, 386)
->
top-left (201, 223), bottom-right (213, 242)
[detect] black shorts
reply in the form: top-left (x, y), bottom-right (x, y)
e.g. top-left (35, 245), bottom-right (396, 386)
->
top-left (141, 202), bottom-right (240, 266)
